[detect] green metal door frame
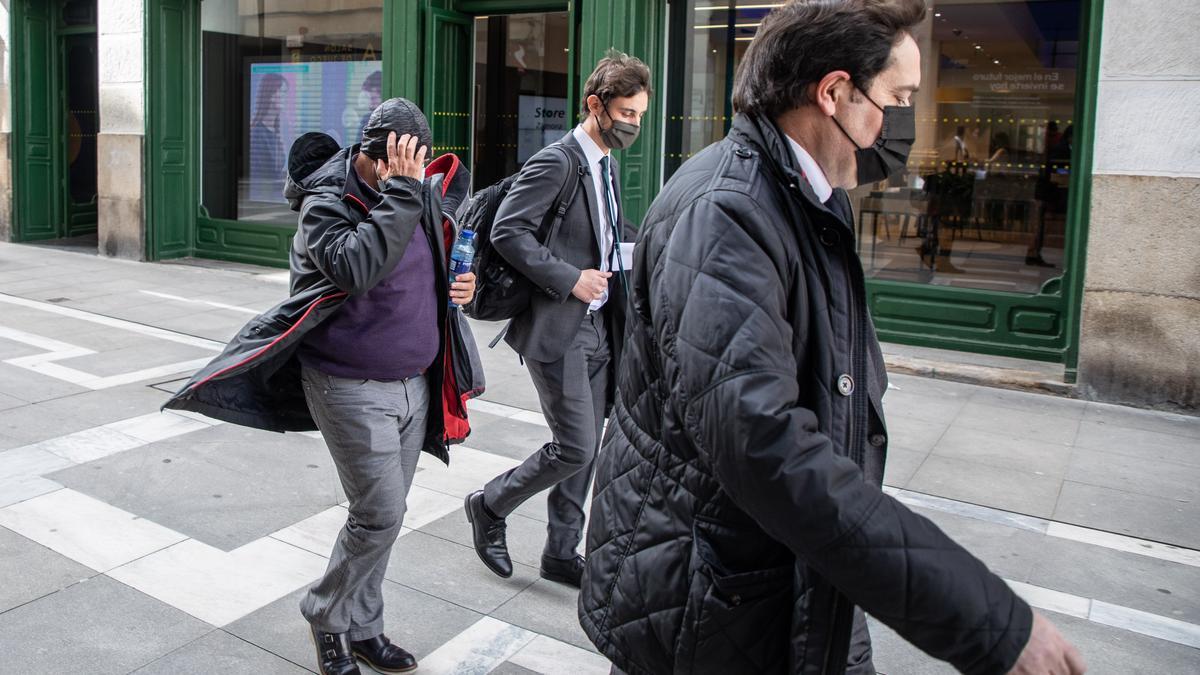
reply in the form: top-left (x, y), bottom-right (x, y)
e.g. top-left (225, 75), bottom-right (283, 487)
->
top-left (145, 0), bottom-right (199, 261)
top-left (11, 0), bottom-right (65, 242)
top-left (1061, 0), bottom-right (1104, 381)
top-left (575, 0), bottom-right (667, 227)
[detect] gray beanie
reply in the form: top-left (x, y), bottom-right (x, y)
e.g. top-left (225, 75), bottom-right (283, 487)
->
top-left (360, 97), bottom-right (433, 160)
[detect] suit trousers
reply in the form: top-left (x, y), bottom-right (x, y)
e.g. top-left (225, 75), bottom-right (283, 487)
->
top-left (484, 309), bottom-right (610, 558)
top-left (298, 367), bottom-right (428, 640)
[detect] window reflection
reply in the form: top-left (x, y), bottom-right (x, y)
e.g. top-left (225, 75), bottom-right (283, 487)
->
top-left (665, 1), bottom-right (1081, 294)
top-left (201, 0), bottom-right (384, 224)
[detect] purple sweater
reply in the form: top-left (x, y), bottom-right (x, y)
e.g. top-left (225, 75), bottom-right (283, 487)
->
top-left (299, 161), bottom-right (440, 380)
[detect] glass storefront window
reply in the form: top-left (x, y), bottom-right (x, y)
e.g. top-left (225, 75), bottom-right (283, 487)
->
top-left (472, 12), bottom-right (570, 189)
top-left (666, 1), bottom-right (1082, 294)
top-left (200, 0), bottom-right (384, 225)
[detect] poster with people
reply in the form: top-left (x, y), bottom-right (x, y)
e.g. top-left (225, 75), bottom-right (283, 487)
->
top-left (247, 60), bottom-right (383, 202)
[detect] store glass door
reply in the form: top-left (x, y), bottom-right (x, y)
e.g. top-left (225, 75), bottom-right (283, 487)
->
top-left (470, 11), bottom-right (572, 189)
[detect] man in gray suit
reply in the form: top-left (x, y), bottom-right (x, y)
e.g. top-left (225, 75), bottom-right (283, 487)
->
top-left (466, 51), bottom-right (652, 588)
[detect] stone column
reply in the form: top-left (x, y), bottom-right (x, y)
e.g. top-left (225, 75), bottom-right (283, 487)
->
top-left (96, 0), bottom-right (146, 260)
top-left (1077, 0), bottom-right (1200, 411)
top-left (0, 3), bottom-right (12, 242)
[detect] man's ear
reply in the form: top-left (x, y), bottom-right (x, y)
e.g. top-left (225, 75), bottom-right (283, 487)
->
top-left (814, 70), bottom-right (852, 117)
top-left (586, 94), bottom-right (603, 116)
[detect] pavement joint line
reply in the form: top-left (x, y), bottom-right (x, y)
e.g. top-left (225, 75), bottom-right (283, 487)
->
top-left (139, 290), bottom-right (263, 315)
top-left (0, 292), bottom-right (225, 350)
top-left (886, 486), bottom-right (1200, 569)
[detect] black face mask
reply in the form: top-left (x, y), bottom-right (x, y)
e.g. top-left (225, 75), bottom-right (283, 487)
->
top-left (832, 90), bottom-right (915, 186)
top-left (598, 103), bottom-right (640, 150)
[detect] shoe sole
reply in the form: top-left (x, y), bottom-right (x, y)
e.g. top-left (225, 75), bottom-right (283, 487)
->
top-left (464, 493), bottom-right (513, 579)
top-left (539, 568), bottom-right (581, 589)
top-left (352, 651), bottom-right (418, 674)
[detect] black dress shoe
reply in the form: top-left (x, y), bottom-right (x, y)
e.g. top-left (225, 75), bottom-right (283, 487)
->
top-left (465, 490), bottom-right (513, 578)
top-left (351, 635), bottom-right (418, 674)
top-left (310, 627), bottom-right (362, 675)
top-left (540, 553), bottom-right (585, 588)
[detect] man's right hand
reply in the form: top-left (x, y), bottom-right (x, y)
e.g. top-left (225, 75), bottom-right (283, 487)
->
top-left (1008, 612), bottom-right (1086, 675)
top-left (572, 269), bottom-right (612, 303)
top-left (375, 132), bottom-right (428, 184)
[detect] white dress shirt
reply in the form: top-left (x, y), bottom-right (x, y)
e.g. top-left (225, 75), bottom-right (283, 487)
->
top-left (786, 135), bottom-right (834, 203)
top-left (572, 125), bottom-right (619, 311)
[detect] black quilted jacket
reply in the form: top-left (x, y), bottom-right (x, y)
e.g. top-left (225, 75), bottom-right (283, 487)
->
top-left (578, 114), bottom-right (1032, 675)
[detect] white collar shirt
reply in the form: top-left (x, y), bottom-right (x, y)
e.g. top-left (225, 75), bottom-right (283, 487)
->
top-left (573, 124), bottom-right (619, 311)
top-left (786, 135), bottom-right (834, 203)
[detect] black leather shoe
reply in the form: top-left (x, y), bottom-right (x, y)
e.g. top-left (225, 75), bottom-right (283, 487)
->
top-left (351, 635), bottom-right (418, 674)
top-left (310, 627), bottom-right (361, 675)
top-left (465, 490), bottom-right (513, 578)
top-left (540, 553), bottom-right (585, 588)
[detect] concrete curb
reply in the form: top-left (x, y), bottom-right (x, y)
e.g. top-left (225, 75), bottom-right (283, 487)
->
top-left (884, 354), bottom-right (1076, 398)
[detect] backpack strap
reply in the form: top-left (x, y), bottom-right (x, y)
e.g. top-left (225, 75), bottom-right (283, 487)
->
top-left (539, 142), bottom-right (583, 245)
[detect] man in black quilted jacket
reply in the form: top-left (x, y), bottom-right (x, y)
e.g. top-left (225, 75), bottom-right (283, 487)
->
top-left (578, 2), bottom-right (1085, 674)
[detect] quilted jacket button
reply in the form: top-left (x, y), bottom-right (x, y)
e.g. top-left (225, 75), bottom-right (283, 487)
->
top-left (734, 147), bottom-right (752, 159)
top-left (819, 228), bottom-right (839, 246)
top-left (869, 433), bottom-right (886, 447)
top-left (730, 594), bottom-right (742, 606)
top-left (836, 374), bottom-right (854, 396)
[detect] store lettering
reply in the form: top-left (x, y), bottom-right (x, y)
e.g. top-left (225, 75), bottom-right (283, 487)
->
top-left (972, 71), bottom-right (1066, 92)
top-left (535, 107), bottom-right (565, 120)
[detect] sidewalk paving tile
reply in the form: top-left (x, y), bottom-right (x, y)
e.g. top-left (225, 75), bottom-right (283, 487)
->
top-left (881, 388), bottom-right (967, 425)
top-left (907, 456), bottom-right (1062, 518)
top-left (51, 436), bottom-right (339, 552)
top-left (129, 630), bottom-right (311, 674)
top-left (0, 575), bottom-right (211, 675)
top-left (225, 582), bottom-right (482, 668)
top-left (1026, 536), bottom-right (1200, 625)
top-left (384, 529), bottom-right (540, 614)
top-left (0, 362), bottom-right (89, 405)
top-left (492, 578), bottom-right (598, 652)
top-left (950, 400), bottom-right (1081, 446)
top-left (931, 425), bottom-right (1074, 478)
top-left (1066, 447), bottom-right (1199, 502)
top-left (882, 415), bottom-right (949, 452)
top-left (1083, 401), bottom-right (1200, 440)
top-left (0, 525), bottom-right (94, 614)
top-left (968, 386), bottom-right (1089, 419)
top-left (881, 446), bottom-right (927, 489)
top-left (913, 506), bottom-right (1044, 582)
top-left (1074, 421), bottom-right (1200, 467)
top-left (419, 509), bottom-right (559, 571)
top-left (1054, 482), bottom-right (1200, 550)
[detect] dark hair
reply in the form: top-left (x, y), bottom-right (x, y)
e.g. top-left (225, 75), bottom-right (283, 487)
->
top-left (363, 70), bottom-right (382, 94)
top-left (731, 0), bottom-right (926, 119)
top-left (580, 49), bottom-right (652, 116)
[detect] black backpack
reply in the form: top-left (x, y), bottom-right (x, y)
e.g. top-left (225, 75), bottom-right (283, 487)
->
top-left (463, 143), bottom-right (582, 322)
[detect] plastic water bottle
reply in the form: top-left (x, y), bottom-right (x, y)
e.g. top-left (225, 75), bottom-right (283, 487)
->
top-left (448, 228), bottom-right (476, 309)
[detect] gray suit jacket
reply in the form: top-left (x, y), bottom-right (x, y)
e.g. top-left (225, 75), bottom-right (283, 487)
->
top-left (491, 131), bottom-right (632, 374)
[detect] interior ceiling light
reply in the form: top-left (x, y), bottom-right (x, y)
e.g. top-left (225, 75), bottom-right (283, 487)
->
top-left (695, 3), bottom-right (784, 10)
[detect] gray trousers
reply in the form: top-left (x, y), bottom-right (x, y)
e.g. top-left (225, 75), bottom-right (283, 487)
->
top-left (484, 310), bottom-right (610, 559)
top-left (298, 366), bottom-right (428, 640)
